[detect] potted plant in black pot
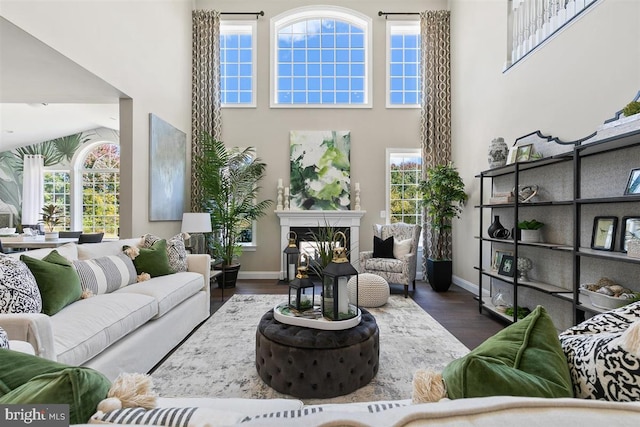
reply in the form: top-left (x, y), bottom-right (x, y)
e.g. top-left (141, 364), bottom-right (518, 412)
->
top-left (194, 133), bottom-right (272, 288)
top-left (420, 163), bottom-right (467, 292)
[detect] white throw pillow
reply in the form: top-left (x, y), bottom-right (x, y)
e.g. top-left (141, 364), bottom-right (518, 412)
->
top-left (393, 238), bottom-right (412, 259)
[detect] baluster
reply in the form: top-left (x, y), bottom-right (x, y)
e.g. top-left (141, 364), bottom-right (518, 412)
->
top-left (556, 0), bottom-right (567, 28)
top-left (535, 0), bottom-right (544, 44)
top-left (543, 0), bottom-right (552, 37)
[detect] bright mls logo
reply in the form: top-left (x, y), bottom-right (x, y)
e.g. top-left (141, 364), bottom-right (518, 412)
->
top-left (1, 405), bottom-right (68, 426)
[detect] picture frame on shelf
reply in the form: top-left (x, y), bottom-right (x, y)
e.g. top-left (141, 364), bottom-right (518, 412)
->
top-left (498, 255), bottom-right (515, 277)
top-left (620, 216), bottom-right (640, 252)
top-left (515, 144), bottom-right (533, 162)
top-left (591, 216), bottom-right (618, 251)
top-left (624, 168), bottom-right (640, 195)
top-left (492, 249), bottom-right (513, 271)
top-left (506, 147), bottom-right (518, 165)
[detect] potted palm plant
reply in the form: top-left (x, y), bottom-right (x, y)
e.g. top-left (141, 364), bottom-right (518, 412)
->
top-left (420, 163), bottom-right (468, 292)
top-left (39, 203), bottom-right (63, 240)
top-left (194, 133), bottom-right (272, 288)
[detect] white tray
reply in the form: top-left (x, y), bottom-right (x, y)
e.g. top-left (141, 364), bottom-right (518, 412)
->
top-left (273, 302), bottom-right (361, 330)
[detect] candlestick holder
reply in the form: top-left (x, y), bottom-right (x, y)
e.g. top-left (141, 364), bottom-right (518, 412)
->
top-left (276, 184), bottom-right (284, 210)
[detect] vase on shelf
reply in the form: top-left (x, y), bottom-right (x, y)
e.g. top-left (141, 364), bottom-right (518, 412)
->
top-left (487, 137), bottom-right (508, 168)
top-left (517, 257), bottom-right (533, 281)
top-left (487, 215), bottom-right (510, 239)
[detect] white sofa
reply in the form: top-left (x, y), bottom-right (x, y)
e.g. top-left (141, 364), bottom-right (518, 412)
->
top-left (75, 395), bottom-right (640, 426)
top-left (0, 237), bottom-right (210, 381)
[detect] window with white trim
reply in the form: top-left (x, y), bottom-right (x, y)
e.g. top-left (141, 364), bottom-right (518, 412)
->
top-left (221, 21), bottom-right (256, 107)
top-left (386, 21), bottom-right (421, 108)
top-left (271, 6), bottom-right (372, 108)
top-left (387, 149), bottom-right (422, 227)
top-left (43, 171), bottom-right (71, 231)
top-left (80, 143), bottom-right (120, 237)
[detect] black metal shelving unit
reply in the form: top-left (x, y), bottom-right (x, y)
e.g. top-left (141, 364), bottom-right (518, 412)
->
top-left (476, 127), bottom-right (640, 326)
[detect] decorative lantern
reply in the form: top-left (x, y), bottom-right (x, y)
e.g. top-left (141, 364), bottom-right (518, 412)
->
top-left (322, 231), bottom-right (358, 321)
top-left (288, 255), bottom-right (315, 311)
top-left (282, 231), bottom-right (299, 282)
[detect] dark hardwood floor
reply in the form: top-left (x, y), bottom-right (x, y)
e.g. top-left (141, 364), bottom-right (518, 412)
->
top-left (210, 279), bottom-right (505, 350)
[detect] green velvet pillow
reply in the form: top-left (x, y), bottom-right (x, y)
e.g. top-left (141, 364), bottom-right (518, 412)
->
top-left (443, 305), bottom-right (573, 399)
top-left (0, 349), bottom-right (111, 424)
top-left (127, 239), bottom-right (173, 277)
top-left (20, 250), bottom-right (82, 316)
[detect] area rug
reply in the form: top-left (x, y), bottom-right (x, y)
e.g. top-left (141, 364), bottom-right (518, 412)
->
top-left (151, 294), bottom-right (469, 404)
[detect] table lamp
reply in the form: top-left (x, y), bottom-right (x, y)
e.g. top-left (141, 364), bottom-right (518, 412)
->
top-left (181, 213), bottom-right (212, 254)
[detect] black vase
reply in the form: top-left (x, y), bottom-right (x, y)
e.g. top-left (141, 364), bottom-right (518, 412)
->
top-left (487, 215), bottom-right (509, 239)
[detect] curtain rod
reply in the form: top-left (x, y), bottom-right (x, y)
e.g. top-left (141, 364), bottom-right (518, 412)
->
top-left (378, 11), bottom-right (420, 19)
top-left (221, 11), bottom-right (264, 19)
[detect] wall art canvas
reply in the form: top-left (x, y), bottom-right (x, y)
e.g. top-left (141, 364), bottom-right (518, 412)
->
top-left (149, 114), bottom-right (186, 221)
top-left (290, 130), bottom-right (351, 210)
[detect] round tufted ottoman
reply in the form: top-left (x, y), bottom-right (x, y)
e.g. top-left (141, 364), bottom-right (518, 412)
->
top-left (348, 273), bottom-right (390, 307)
top-left (255, 309), bottom-right (379, 398)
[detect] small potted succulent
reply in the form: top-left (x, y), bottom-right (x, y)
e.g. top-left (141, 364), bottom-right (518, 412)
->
top-left (518, 219), bottom-right (544, 243)
top-left (39, 204), bottom-right (63, 240)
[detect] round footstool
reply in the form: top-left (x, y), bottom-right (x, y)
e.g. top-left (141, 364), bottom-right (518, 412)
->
top-left (348, 273), bottom-right (389, 307)
top-left (255, 309), bottom-right (379, 398)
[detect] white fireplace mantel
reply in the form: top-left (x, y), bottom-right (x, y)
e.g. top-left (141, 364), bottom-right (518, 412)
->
top-left (275, 210), bottom-right (366, 279)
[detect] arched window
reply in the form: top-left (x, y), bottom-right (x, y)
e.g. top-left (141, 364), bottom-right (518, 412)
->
top-left (271, 6), bottom-right (372, 107)
top-left (79, 143), bottom-right (120, 237)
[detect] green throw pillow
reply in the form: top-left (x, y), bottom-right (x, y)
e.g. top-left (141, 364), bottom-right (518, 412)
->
top-left (21, 250), bottom-right (82, 315)
top-left (443, 305), bottom-right (573, 399)
top-left (0, 349), bottom-right (111, 424)
top-left (127, 239), bottom-right (173, 277)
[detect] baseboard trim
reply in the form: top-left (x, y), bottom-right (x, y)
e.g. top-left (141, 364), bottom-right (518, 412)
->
top-left (238, 270), bottom-right (280, 280)
top-left (452, 275), bottom-right (486, 296)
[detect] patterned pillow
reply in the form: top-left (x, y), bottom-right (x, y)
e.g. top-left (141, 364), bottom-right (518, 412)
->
top-left (0, 327), bottom-right (8, 349)
top-left (90, 407), bottom-right (244, 426)
top-left (0, 254), bottom-right (42, 314)
top-left (142, 233), bottom-right (188, 272)
top-left (72, 253), bottom-right (138, 295)
top-left (559, 304), bottom-right (640, 401)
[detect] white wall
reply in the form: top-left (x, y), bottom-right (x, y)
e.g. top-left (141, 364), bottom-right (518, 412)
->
top-left (449, 0), bottom-right (640, 288)
top-left (0, 0), bottom-right (193, 238)
top-left (196, 0), bottom-right (446, 276)
top-left (3, 0), bottom-right (636, 282)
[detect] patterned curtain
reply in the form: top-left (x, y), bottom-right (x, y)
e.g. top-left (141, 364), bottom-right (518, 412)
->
top-left (191, 10), bottom-right (222, 211)
top-left (420, 11), bottom-right (452, 271)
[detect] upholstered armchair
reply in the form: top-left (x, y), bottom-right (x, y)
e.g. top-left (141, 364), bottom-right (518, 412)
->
top-left (359, 223), bottom-right (422, 298)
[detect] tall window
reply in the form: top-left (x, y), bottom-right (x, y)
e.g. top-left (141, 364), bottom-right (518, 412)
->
top-left (43, 171), bottom-right (71, 230)
top-left (220, 21), bottom-right (257, 107)
top-left (387, 149), bottom-right (422, 226)
top-left (387, 21), bottom-right (421, 108)
top-left (81, 143), bottom-right (119, 238)
top-left (271, 6), bottom-right (372, 107)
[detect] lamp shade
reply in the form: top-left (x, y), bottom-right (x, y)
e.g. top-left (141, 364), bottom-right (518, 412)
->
top-left (181, 213), bottom-right (212, 233)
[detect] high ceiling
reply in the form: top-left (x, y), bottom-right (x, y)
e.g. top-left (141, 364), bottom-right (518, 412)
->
top-left (0, 17), bottom-right (125, 152)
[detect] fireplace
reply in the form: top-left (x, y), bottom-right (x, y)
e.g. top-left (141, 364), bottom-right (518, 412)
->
top-left (275, 210), bottom-right (365, 280)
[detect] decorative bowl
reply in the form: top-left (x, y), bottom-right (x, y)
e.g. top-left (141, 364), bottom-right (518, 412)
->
top-left (0, 227), bottom-right (16, 236)
top-left (580, 288), bottom-right (635, 310)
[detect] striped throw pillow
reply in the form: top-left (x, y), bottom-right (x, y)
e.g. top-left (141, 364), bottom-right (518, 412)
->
top-left (90, 407), bottom-right (244, 426)
top-left (72, 253), bottom-right (137, 295)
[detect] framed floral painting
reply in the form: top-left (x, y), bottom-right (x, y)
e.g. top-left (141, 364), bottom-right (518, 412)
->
top-left (290, 130), bottom-right (351, 210)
